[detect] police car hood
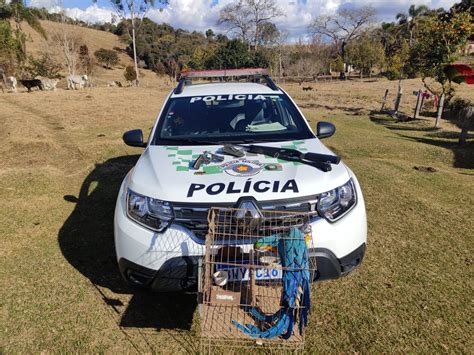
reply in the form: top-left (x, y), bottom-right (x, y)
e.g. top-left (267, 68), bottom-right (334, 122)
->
top-left (128, 139), bottom-right (351, 203)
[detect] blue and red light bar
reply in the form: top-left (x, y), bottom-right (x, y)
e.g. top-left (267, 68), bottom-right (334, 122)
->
top-left (180, 68), bottom-right (270, 79)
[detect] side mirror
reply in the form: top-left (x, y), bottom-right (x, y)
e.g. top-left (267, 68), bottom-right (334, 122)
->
top-left (123, 129), bottom-right (146, 147)
top-left (316, 121), bottom-right (336, 139)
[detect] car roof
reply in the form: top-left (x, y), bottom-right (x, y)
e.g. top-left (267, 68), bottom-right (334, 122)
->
top-left (170, 82), bottom-right (283, 98)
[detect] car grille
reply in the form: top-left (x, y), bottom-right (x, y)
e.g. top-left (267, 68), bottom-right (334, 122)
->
top-left (172, 196), bottom-right (318, 243)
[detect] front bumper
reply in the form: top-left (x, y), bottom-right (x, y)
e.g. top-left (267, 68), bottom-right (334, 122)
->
top-left (114, 173), bottom-right (368, 292)
top-left (118, 243), bottom-right (366, 291)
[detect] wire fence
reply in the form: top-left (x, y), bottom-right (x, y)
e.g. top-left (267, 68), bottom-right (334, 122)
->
top-left (199, 207), bottom-right (316, 351)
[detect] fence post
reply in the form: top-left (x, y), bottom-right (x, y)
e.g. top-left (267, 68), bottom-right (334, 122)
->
top-left (381, 89), bottom-right (389, 112)
top-left (394, 84), bottom-right (403, 114)
top-left (435, 93), bottom-right (445, 128)
top-left (419, 91), bottom-right (426, 115)
top-left (413, 90), bottom-right (422, 119)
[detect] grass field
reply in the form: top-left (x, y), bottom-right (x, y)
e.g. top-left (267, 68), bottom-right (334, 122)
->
top-left (0, 77), bottom-right (473, 353)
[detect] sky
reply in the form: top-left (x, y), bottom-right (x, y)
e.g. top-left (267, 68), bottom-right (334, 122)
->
top-left (26, 0), bottom-right (460, 41)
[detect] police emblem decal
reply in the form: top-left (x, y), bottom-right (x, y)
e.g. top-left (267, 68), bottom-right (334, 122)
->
top-left (221, 159), bottom-right (264, 177)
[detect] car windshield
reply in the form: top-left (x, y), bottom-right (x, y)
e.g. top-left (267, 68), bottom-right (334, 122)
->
top-left (153, 93), bottom-right (314, 145)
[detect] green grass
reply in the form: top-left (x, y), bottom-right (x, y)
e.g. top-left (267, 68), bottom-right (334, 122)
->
top-left (0, 82), bottom-right (473, 353)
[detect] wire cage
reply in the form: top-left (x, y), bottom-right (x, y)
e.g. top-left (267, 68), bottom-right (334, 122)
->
top-left (199, 207), bottom-right (317, 351)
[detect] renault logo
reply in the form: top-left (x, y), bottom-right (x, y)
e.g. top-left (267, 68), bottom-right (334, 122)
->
top-left (234, 200), bottom-right (261, 233)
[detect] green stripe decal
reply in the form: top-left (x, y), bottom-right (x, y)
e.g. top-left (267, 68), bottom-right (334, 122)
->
top-left (177, 150), bottom-right (192, 155)
top-left (203, 166), bottom-right (223, 174)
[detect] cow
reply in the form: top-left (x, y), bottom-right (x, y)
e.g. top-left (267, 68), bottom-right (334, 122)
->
top-left (36, 77), bottom-right (59, 91)
top-left (107, 80), bottom-right (123, 87)
top-left (67, 75), bottom-right (89, 90)
top-left (20, 79), bottom-right (44, 92)
top-left (6, 76), bottom-right (17, 92)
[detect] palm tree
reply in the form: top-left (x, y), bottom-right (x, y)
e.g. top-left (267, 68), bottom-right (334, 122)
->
top-left (395, 4), bottom-right (430, 47)
top-left (0, 0), bottom-right (46, 60)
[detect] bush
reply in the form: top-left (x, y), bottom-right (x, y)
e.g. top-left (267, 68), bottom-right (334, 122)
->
top-left (381, 69), bottom-right (400, 81)
top-left (124, 65), bottom-right (137, 83)
top-left (445, 98), bottom-right (474, 145)
top-left (25, 53), bottom-right (62, 78)
top-left (94, 48), bottom-right (119, 69)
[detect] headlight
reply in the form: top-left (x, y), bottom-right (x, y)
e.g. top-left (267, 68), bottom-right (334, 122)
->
top-left (126, 189), bottom-right (174, 232)
top-left (317, 179), bottom-right (357, 222)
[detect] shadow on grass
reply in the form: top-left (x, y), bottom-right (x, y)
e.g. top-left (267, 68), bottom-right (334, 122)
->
top-left (299, 102), bottom-right (367, 115)
top-left (370, 113), bottom-right (474, 169)
top-left (58, 155), bottom-right (197, 331)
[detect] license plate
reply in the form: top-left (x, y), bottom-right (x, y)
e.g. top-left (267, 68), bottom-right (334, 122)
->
top-left (215, 263), bottom-right (282, 281)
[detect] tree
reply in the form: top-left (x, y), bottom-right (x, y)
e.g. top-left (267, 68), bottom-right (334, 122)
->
top-left (257, 22), bottom-right (280, 47)
top-left (410, 11), bottom-right (473, 127)
top-left (124, 65), bottom-right (137, 84)
top-left (94, 48), bottom-right (119, 69)
top-left (189, 46), bottom-right (216, 70)
top-left (205, 28), bottom-right (214, 40)
top-left (205, 39), bottom-right (253, 69)
top-left (79, 44), bottom-right (94, 76)
top-left (0, 20), bottom-right (21, 74)
top-left (285, 38), bottom-right (335, 80)
top-left (51, 24), bottom-right (83, 76)
top-left (204, 39), bottom-right (270, 69)
top-left (395, 4), bottom-right (431, 47)
top-left (0, 0), bottom-right (46, 61)
top-left (309, 5), bottom-right (376, 79)
top-left (103, 0), bottom-right (169, 85)
top-left (218, 0), bottom-right (282, 51)
top-left (25, 52), bottom-right (62, 78)
top-left (377, 22), bottom-right (410, 79)
top-left (346, 30), bottom-right (385, 80)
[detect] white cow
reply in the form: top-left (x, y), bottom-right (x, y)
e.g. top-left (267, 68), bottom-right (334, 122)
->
top-left (6, 76), bottom-right (17, 92)
top-left (67, 75), bottom-right (89, 90)
top-left (37, 76), bottom-right (59, 91)
top-left (107, 80), bottom-right (122, 88)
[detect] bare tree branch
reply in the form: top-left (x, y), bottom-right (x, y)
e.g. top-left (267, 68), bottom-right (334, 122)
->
top-left (218, 0), bottom-right (283, 51)
top-left (309, 6), bottom-right (376, 56)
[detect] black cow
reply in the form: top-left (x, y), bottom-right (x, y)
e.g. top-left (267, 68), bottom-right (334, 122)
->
top-left (20, 79), bottom-right (43, 92)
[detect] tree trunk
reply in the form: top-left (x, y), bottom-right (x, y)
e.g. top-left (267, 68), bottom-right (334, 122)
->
top-left (254, 25), bottom-right (259, 52)
top-left (381, 89), bottom-right (389, 112)
top-left (435, 93), bottom-right (445, 128)
top-left (278, 51), bottom-right (282, 79)
top-left (130, 3), bottom-right (140, 87)
top-left (340, 42), bottom-right (346, 80)
top-left (360, 70), bottom-right (363, 82)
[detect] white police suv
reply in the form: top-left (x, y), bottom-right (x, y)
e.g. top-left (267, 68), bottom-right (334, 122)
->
top-left (114, 69), bottom-right (367, 291)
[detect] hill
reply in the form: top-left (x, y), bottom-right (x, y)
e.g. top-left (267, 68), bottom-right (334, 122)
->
top-left (21, 20), bottom-right (163, 87)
